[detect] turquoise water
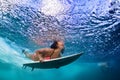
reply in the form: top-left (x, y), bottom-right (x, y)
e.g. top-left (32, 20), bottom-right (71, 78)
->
top-left (0, 0), bottom-right (120, 80)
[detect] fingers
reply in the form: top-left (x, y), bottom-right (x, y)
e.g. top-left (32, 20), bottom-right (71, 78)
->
top-left (39, 58), bottom-right (44, 63)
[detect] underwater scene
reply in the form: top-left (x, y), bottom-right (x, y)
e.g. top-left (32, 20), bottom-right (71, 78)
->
top-left (0, 0), bottom-right (120, 80)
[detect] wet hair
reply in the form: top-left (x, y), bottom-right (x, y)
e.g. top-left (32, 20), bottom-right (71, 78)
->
top-left (61, 48), bottom-right (65, 54)
top-left (50, 41), bottom-right (58, 49)
top-left (50, 40), bottom-right (65, 54)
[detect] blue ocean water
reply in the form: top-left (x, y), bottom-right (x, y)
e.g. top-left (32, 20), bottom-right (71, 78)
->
top-left (0, 0), bottom-right (120, 80)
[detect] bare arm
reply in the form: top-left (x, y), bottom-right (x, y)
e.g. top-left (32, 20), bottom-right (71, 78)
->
top-left (35, 50), bottom-right (44, 62)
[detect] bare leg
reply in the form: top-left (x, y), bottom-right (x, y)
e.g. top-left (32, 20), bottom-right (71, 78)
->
top-left (22, 50), bottom-right (33, 60)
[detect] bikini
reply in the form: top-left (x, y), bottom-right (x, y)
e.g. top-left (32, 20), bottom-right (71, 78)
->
top-left (44, 49), bottom-right (55, 60)
top-left (31, 49), bottom-right (55, 60)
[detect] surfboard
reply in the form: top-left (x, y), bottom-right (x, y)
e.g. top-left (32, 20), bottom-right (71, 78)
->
top-left (23, 52), bottom-right (83, 71)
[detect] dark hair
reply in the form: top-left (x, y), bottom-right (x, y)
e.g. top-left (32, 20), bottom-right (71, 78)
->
top-left (61, 48), bottom-right (65, 54)
top-left (50, 41), bottom-right (58, 49)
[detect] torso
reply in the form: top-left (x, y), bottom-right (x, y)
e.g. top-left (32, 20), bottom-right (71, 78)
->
top-left (33, 47), bottom-right (62, 61)
top-left (42, 48), bottom-right (55, 57)
top-left (40, 48), bottom-right (62, 59)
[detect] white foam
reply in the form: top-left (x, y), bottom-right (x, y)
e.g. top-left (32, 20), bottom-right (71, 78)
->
top-left (0, 37), bottom-right (32, 66)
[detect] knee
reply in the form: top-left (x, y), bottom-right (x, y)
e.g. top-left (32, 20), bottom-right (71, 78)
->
top-left (35, 50), bottom-right (40, 54)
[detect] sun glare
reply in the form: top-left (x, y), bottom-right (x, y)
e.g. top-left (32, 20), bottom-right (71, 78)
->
top-left (40, 0), bottom-right (64, 16)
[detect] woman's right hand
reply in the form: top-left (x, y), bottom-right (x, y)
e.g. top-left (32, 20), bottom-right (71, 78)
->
top-left (39, 58), bottom-right (43, 62)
